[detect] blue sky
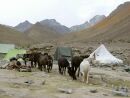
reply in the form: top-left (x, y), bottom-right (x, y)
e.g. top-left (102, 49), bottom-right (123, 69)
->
top-left (0, 0), bottom-right (129, 27)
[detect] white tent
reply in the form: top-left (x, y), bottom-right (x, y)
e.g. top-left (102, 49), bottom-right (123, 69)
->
top-left (89, 44), bottom-right (123, 65)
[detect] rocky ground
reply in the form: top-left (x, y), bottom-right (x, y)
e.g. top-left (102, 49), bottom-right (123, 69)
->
top-left (61, 42), bottom-right (130, 65)
top-left (0, 41), bottom-right (129, 98)
top-left (31, 42), bottom-right (130, 65)
top-left (0, 63), bottom-right (130, 98)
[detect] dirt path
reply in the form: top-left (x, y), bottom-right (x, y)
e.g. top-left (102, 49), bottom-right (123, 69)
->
top-left (0, 66), bottom-right (130, 98)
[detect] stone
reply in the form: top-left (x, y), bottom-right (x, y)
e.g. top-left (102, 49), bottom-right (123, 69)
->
top-left (103, 93), bottom-right (109, 96)
top-left (58, 88), bottom-right (73, 94)
top-left (41, 80), bottom-right (46, 85)
top-left (112, 86), bottom-right (129, 97)
top-left (24, 80), bottom-right (34, 84)
top-left (90, 89), bottom-right (98, 93)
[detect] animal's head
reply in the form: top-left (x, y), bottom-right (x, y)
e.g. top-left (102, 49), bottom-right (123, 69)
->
top-left (80, 55), bottom-right (90, 59)
top-left (87, 53), bottom-right (96, 65)
top-left (10, 57), bottom-right (17, 62)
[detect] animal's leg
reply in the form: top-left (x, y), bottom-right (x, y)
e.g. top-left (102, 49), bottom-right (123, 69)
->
top-left (47, 65), bottom-right (50, 73)
top-left (84, 73), bottom-right (87, 83)
top-left (86, 72), bottom-right (89, 84)
top-left (43, 65), bottom-right (46, 71)
top-left (31, 61), bottom-right (34, 68)
top-left (59, 66), bottom-right (61, 74)
top-left (51, 61), bottom-right (53, 70)
top-left (80, 72), bottom-right (84, 82)
top-left (24, 60), bottom-right (27, 65)
top-left (73, 67), bottom-right (77, 80)
top-left (77, 67), bottom-right (80, 77)
top-left (39, 64), bottom-right (42, 71)
top-left (61, 67), bottom-right (63, 75)
top-left (50, 64), bottom-right (52, 70)
top-left (73, 67), bottom-right (76, 73)
top-left (38, 62), bottom-right (40, 69)
top-left (75, 67), bottom-right (78, 72)
top-left (48, 65), bottom-right (50, 73)
top-left (73, 73), bottom-right (77, 80)
top-left (62, 67), bottom-right (64, 75)
top-left (51, 65), bottom-right (52, 70)
top-left (34, 61), bottom-right (37, 67)
top-left (64, 67), bottom-right (66, 75)
top-left (49, 65), bottom-right (51, 72)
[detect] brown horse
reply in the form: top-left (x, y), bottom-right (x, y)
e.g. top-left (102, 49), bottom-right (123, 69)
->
top-left (38, 53), bottom-right (53, 72)
top-left (68, 55), bottom-right (89, 80)
top-left (21, 52), bottom-right (41, 68)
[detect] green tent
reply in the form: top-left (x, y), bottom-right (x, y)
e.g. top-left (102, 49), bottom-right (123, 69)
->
top-left (4, 49), bottom-right (26, 61)
top-left (0, 44), bottom-right (15, 54)
top-left (54, 47), bottom-right (73, 60)
top-left (0, 44), bottom-right (15, 59)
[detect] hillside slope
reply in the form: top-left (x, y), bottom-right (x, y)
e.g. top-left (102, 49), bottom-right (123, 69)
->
top-left (0, 24), bottom-right (33, 46)
top-left (60, 2), bottom-right (130, 43)
top-left (25, 22), bottom-right (61, 43)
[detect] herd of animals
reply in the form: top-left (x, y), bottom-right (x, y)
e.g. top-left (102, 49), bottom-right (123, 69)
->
top-left (9, 52), bottom-right (96, 84)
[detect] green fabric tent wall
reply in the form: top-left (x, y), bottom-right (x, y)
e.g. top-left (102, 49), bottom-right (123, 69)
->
top-left (0, 44), bottom-right (15, 54)
top-left (54, 47), bottom-right (73, 60)
top-left (4, 49), bottom-right (26, 61)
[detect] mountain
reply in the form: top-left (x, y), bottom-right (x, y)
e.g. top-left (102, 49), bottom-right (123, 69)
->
top-left (40, 19), bottom-right (70, 34)
top-left (0, 24), bottom-right (33, 46)
top-left (70, 15), bottom-right (106, 32)
top-left (25, 22), bottom-right (61, 43)
top-left (14, 20), bottom-right (33, 32)
top-left (60, 2), bottom-right (130, 43)
top-left (89, 15), bottom-right (106, 26)
top-left (70, 21), bottom-right (91, 32)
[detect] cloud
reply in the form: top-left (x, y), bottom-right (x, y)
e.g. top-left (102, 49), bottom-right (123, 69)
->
top-left (0, 0), bottom-right (129, 27)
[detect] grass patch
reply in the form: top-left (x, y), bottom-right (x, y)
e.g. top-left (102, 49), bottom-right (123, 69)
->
top-left (0, 95), bottom-right (11, 98)
top-left (107, 79), bottom-right (130, 87)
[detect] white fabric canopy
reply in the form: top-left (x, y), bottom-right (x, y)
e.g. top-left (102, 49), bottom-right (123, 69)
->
top-left (89, 44), bottom-right (123, 65)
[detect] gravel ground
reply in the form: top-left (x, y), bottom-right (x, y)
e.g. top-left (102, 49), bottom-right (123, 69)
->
top-left (0, 64), bottom-right (129, 98)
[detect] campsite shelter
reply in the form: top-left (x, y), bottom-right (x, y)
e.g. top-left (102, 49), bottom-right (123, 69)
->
top-left (0, 44), bottom-right (15, 59)
top-left (4, 49), bottom-right (26, 61)
top-left (89, 44), bottom-right (123, 65)
top-left (54, 47), bottom-right (73, 60)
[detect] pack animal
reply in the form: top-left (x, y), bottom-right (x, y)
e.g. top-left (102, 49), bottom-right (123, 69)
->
top-left (68, 55), bottom-right (89, 80)
top-left (68, 56), bottom-right (83, 80)
top-left (58, 57), bottom-right (70, 75)
top-left (79, 54), bottom-right (96, 83)
top-left (38, 53), bottom-right (53, 72)
top-left (79, 58), bottom-right (91, 83)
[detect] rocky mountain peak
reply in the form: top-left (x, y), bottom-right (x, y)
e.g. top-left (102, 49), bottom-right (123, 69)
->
top-left (14, 20), bottom-right (33, 32)
top-left (70, 15), bottom-right (106, 32)
top-left (89, 15), bottom-right (106, 26)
